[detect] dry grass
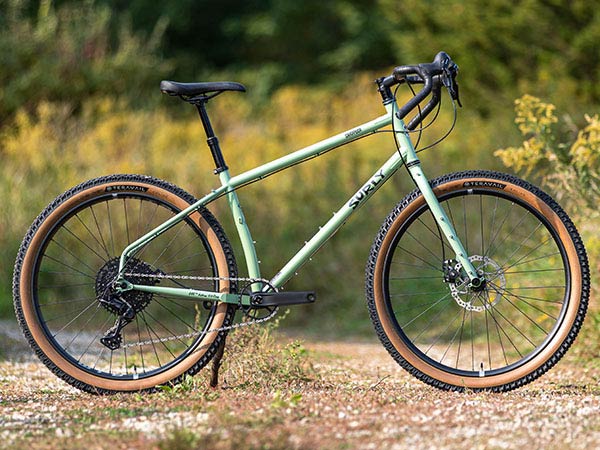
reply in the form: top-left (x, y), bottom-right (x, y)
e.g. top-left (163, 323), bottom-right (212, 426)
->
top-left (1, 315), bottom-right (600, 450)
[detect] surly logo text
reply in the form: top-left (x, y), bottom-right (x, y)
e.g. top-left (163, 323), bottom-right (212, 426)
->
top-left (105, 185), bottom-right (149, 193)
top-left (349, 170), bottom-right (385, 210)
top-left (462, 181), bottom-right (506, 190)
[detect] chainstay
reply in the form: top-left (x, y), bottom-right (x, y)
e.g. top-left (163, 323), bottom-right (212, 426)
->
top-left (120, 273), bottom-right (278, 348)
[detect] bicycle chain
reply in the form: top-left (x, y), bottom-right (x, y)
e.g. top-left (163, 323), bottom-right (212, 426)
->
top-left (119, 273), bottom-right (278, 349)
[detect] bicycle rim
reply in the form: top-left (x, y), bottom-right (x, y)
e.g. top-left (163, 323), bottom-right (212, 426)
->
top-left (15, 176), bottom-right (236, 391)
top-left (368, 171), bottom-right (588, 391)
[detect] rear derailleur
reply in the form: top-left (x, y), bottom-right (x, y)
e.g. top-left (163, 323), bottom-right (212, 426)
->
top-left (99, 295), bottom-right (135, 351)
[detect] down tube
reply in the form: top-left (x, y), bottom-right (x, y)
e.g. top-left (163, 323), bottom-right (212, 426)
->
top-left (270, 151), bottom-right (405, 288)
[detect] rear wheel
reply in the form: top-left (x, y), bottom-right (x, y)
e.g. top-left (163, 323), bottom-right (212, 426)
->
top-left (366, 171), bottom-right (589, 391)
top-left (13, 174), bottom-right (237, 394)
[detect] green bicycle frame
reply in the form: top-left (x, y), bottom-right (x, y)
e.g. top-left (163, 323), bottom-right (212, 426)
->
top-left (117, 98), bottom-right (479, 305)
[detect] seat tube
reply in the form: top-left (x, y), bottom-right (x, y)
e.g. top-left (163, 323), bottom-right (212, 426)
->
top-left (386, 102), bottom-right (481, 286)
top-left (218, 170), bottom-right (262, 283)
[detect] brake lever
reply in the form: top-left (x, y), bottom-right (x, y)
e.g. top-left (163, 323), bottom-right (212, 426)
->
top-left (442, 67), bottom-right (462, 107)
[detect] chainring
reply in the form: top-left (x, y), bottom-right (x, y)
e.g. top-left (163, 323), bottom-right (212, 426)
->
top-left (240, 279), bottom-right (279, 320)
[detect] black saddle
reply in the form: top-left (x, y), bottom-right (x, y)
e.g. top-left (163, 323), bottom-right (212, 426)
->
top-left (160, 80), bottom-right (246, 97)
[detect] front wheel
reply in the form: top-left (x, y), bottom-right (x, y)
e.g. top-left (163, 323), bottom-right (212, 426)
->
top-left (366, 171), bottom-right (589, 391)
top-left (13, 174), bottom-right (237, 394)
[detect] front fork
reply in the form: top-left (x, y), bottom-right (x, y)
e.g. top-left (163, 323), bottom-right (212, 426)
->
top-left (387, 103), bottom-right (484, 290)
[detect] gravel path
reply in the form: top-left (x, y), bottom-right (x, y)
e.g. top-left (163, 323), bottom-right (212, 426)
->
top-left (1, 318), bottom-right (599, 450)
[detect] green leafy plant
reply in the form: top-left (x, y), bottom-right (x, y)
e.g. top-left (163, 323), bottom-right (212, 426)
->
top-left (270, 391), bottom-right (302, 409)
top-left (0, 0), bottom-right (169, 121)
top-left (218, 310), bottom-right (316, 391)
top-left (495, 94), bottom-right (600, 215)
top-left (495, 95), bottom-right (600, 270)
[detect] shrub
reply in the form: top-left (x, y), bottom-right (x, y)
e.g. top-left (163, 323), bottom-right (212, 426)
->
top-left (495, 95), bottom-right (600, 215)
top-left (0, 0), bottom-right (169, 122)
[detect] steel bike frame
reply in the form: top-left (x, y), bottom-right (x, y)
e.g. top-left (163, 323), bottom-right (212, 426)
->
top-left (116, 98), bottom-right (479, 305)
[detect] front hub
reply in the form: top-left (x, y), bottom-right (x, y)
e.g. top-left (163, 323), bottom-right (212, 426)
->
top-left (444, 255), bottom-right (505, 312)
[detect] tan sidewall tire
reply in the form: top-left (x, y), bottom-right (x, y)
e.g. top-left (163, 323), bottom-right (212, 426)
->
top-left (372, 176), bottom-right (583, 390)
top-left (18, 180), bottom-right (231, 392)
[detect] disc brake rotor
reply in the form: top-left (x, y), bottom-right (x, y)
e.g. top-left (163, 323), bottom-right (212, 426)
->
top-left (449, 255), bottom-right (505, 312)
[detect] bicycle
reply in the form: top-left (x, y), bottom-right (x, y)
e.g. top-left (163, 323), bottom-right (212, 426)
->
top-left (13, 52), bottom-right (589, 394)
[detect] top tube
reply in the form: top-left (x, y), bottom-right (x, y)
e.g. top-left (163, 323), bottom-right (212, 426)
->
top-left (227, 113), bottom-right (392, 188)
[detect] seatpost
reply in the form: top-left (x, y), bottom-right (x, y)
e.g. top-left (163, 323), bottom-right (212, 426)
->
top-left (194, 99), bottom-right (228, 174)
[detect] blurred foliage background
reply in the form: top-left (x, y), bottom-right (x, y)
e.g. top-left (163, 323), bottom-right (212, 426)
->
top-left (1, 0), bottom-right (599, 334)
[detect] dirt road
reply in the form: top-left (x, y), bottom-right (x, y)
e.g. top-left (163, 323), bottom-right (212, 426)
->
top-left (1, 318), bottom-right (599, 450)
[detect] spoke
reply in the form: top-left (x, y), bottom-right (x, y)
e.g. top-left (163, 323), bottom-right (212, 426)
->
top-left (390, 290), bottom-right (449, 298)
top-left (145, 202), bottom-right (161, 234)
top-left (480, 195), bottom-right (485, 256)
top-left (484, 290), bottom-right (493, 370)
top-left (44, 245), bottom-right (97, 279)
top-left (49, 300), bottom-right (99, 337)
top-left (485, 203), bottom-right (529, 258)
top-left (502, 249), bottom-right (559, 272)
top-left (159, 252), bottom-right (212, 270)
top-left (162, 268), bottom-right (214, 276)
top-left (106, 201), bottom-right (116, 257)
top-left (484, 199), bottom-right (513, 260)
top-left (61, 225), bottom-right (108, 266)
top-left (494, 284), bottom-right (560, 321)
top-left (158, 234), bottom-right (209, 268)
top-left (143, 309), bottom-right (190, 348)
top-left (137, 199), bottom-right (143, 243)
top-left (139, 311), bottom-right (176, 359)
top-left (486, 288), bottom-right (563, 304)
top-left (63, 305), bottom-right (105, 352)
top-left (390, 275), bottom-right (441, 280)
top-left (75, 213), bottom-right (110, 263)
top-left (392, 298), bottom-right (456, 314)
top-left (437, 309), bottom-right (467, 365)
top-left (92, 344), bottom-right (107, 371)
top-left (462, 195), bottom-right (468, 253)
top-left (409, 297), bottom-right (457, 345)
top-left (90, 204), bottom-right (112, 259)
top-left (395, 245), bottom-right (442, 272)
top-left (151, 222), bottom-right (188, 267)
top-left (501, 285), bottom-right (565, 291)
top-left (39, 281), bottom-right (95, 289)
top-left (446, 198), bottom-right (458, 232)
top-left (417, 303), bottom-right (463, 356)
top-left (132, 202), bottom-right (163, 263)
top-left (39, 269), bottom-right (95, 278)
top-left (77, 314), bottom-right (114, 364)
top-left (135, 316), bottom-right (146, 373)
top-left (504, 268), bottom-right (564, 275)
top-left (400, 291), bottom-right (453, 329)
top-left (154, 294), bottom-right (205, 313)
top-left (415, 216), bottom-right (454, 255)
top-left (152, 297), bottom-right (198, 331)
top-left (123, 339), bottom-right (129, 376)
top-left (486, 303), bottom-right (523, 360)
top-left (123, 199), bottom-right (131, 245)
top-left (455, 306), bottom-right (468, 369)
top-left (498, 222), bottom-right (545, 270)
top-left (390, 260), bottom-right (442, 272)
top-left (139, 311), bottom-right (162, 367)
top-left (39, 297), bottom-right (95, 306)
top-left (486, 297), bottom-right (539, 348)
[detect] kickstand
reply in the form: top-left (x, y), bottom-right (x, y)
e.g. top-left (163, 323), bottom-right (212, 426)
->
top-left (209, 337), bottom-right (227, 388)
